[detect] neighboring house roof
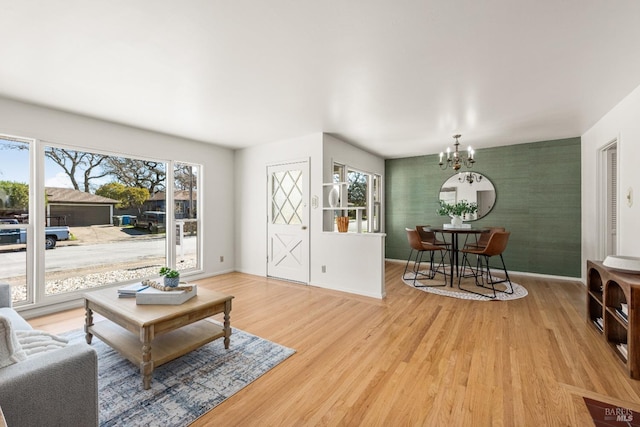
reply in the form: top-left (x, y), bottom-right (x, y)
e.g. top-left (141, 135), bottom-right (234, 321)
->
top-left (45, 187), bottom-right (118, 205)
top-left (148, 190), bottom-right (198, 202)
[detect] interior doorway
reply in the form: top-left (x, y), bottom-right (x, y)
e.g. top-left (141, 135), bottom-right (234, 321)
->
top-left (599, 140), bottom-right (617, 258)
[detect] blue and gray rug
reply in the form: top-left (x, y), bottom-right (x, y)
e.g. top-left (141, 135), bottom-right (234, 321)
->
top-left (65, 325), bottom-right (295, 427)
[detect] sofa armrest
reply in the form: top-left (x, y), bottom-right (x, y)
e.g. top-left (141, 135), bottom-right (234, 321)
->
top-left (0, 284), bottom-right (11, 309)
top-left (0, 343), bottom-right (99, 427)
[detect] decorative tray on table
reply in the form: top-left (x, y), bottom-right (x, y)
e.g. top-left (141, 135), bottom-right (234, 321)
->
top-left (603, 255), bottom-right (640, 274)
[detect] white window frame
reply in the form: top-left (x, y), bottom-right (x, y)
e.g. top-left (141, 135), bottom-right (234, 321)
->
top-left (1, 132), bottom-right (204, 309)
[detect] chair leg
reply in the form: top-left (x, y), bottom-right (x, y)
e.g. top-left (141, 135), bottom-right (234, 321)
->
top-left (413, 249), bottom-right (447, 288)
top-left (483, 254), bottom-right (514, 295)
top-left (474, 254), bottom-right (514, 297)
top-left (457, 254), bottom-right (497, 299)
top-left (457, 251), bottom-right (478, 282)
top-left (402, 249), bottom-right (416, 281)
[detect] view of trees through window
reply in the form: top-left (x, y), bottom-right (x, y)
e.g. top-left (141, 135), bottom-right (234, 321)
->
top-left (332, 162), bottom-right (381, 233)
top-left (0, 135), bottom-right (201, 305)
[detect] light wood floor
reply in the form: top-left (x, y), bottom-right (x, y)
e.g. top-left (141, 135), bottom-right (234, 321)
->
top-left (30, 261), bottom-right (640, 426)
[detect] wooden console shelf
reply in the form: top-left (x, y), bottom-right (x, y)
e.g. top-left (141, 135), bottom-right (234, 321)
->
top-left (587, 260), bottom-right (640, 379)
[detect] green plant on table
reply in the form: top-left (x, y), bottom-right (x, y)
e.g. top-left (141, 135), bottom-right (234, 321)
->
top-left (437, 200), bottom-right (478, 217)
top-left (159, 266), bottom-right (180, 278)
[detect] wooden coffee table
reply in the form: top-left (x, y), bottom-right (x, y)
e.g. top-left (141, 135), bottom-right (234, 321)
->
top-left (83, 286), bottom-right (233, 389)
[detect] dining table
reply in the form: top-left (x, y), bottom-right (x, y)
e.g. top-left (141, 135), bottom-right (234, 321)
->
top-left (429, 226), bottom-right (488, 287)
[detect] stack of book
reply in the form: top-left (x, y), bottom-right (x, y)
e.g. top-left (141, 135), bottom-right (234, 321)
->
top-left (117, 283), bottom-right (149, 298)
top-left (617, 343), bottom-right (628, 360)
top-left (136, 284), bottom-right (197, 305)
top-left (616, 303), bottom-right (629, 323)
top-left (593, 317), bottom-right (604, 332)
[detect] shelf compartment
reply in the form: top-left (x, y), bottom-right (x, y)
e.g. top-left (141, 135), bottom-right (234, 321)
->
top-left (588, 267), bottom-right (603, 300)
top-left (587, 260), bottom-right (640, 379)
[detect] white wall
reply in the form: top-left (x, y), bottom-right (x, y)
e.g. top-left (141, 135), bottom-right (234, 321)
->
top-left (313, 134), bottom-right (386, 298)
top-left (234, 132), bottom-right (386, 299)
top-left (234, 133), bottom-right (322, 276)
top-left (0, 96), bottom-right (235, 279)
top-left (582, 83), bottom-right (640, 278)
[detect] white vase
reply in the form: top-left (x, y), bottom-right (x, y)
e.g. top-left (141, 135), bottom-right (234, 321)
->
top-left (450, 215), bottom-right (463, 227)
top-left (328, 186), bottom-right (340, 208)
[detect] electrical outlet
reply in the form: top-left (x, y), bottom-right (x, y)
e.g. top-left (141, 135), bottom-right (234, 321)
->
top-left (219, 256), bottom-right (224, 262)
top-left (321, 265), bottom-right (326, 273)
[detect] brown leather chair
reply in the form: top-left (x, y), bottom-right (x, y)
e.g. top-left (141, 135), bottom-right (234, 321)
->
top-left (463, 226), bottom-right (505, 251)
top-left (458, 231), bottom-right (513, 299)
top-left (403, 228), bottom-right (449, 287)
top-left (416, 225), bottom-right (449, 247)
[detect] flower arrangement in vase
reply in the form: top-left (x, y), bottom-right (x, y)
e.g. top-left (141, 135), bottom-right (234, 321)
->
top-left (159, 266), bottom-right (180, 287)
top-left (437, 200), bottom-right (478, 225)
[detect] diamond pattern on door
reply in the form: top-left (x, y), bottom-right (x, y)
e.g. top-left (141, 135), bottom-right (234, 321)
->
top-left (271, 233), bottom-right (303, 268)
top-left (271, 170), bottom-right (303, 225)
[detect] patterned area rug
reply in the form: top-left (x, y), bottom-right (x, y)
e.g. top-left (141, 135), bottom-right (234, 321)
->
top-left (402, 269), bottom-right (528, 301)
top-left (65, 324), bottom-right (295, 427)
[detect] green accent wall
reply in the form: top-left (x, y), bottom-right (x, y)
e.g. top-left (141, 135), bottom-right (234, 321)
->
top-left (385, 137), bottom-right (582, 277)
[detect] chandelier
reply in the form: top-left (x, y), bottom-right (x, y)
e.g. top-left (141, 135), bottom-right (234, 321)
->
top-left (458, 172), bottom-right (482, 185)
top-left (439, 134), bottom-right (475, 171)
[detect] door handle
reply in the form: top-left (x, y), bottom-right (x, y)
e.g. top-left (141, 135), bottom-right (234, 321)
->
top-left (301, 226), bottom-right (308, 230)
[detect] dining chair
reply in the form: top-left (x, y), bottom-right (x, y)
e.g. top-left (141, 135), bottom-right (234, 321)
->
top-left (403, 228), bottom-right (449, 287)
top-left (416, 225), bottom-right (449, 247)
top-left (463, 226), bottom-right (505, 251)
top-left (457, 231), bottom-right (514, 299)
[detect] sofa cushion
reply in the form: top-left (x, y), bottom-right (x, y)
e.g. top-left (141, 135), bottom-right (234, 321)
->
top-left (0, 315), bottom-right (27, 368)
top-left (0, 308), bottom-right (32, 331)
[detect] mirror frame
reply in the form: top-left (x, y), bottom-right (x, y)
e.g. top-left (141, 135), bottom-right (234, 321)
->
top-left (438, 172), bottom-right (496, 221)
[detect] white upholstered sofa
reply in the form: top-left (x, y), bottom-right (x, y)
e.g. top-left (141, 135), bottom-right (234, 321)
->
top-left (0, 283), bottom-right (99, 427)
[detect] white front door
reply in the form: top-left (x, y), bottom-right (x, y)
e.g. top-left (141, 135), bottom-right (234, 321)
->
top-left (267, 161), bottom-right (309, 283)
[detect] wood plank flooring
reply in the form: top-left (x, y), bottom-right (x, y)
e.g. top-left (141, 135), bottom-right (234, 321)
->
top-left (29, 261), bottom-right (640, 426)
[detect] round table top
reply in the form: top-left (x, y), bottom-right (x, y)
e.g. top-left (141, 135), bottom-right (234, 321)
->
top-left (429, 227), bottom-right (487, 234)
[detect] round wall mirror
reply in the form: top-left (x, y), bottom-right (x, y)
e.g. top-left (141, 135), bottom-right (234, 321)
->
top-left (439, 172), bottom-right (496, 221)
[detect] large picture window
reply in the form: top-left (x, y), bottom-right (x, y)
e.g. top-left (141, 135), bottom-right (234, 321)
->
top-left (0, 134), bottom-right (202, 306)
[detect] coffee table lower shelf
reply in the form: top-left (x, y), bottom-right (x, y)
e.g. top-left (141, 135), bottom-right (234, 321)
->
top-left (88, 319), bottom-right (226, 368)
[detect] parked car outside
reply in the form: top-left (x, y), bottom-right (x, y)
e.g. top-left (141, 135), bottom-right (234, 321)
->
top-left (0, 219), bottom-right (70, 249)
top-left (133, 211), bottom-right (166, 233)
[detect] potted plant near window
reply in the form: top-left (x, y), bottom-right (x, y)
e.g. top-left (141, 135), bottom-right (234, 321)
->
top-left (159, 267), bottom-right (180, 287)
top-left (437, 200), bottom-right (478, 226)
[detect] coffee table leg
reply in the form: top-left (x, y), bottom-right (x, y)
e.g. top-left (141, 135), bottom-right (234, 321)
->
top-left (84, 301), bottom-right (93, 344)
top-left (224, 299), bottom-right (231, 349)
top-left (141, 327), bottom-right (153, 390)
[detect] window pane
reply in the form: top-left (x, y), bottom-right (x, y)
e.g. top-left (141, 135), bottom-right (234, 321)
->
top-left (175, 162), bottom-right (200, 273)
top-left (348, 169), bottom-right (368, 232)
top-left (43, 147), bottom-right (167, 296)
top-left (271, 170), bottom-right (303, 225)
top-left (0, 137), bottom-right (30, 304)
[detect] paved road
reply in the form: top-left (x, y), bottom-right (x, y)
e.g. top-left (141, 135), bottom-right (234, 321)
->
top-left (0, 236), bottom-right (196, 279)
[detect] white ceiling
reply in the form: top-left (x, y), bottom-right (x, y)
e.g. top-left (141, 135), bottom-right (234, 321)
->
top-left (2, 1), bottom-right (640, 158)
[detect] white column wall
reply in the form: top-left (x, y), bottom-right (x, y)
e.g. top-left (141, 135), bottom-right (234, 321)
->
top-left (0, 96), bottom-right (235, 279)
top-left (582, 84), bottom-right (640, 279)
top-left (313, 134), bottom-right (386, 298)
